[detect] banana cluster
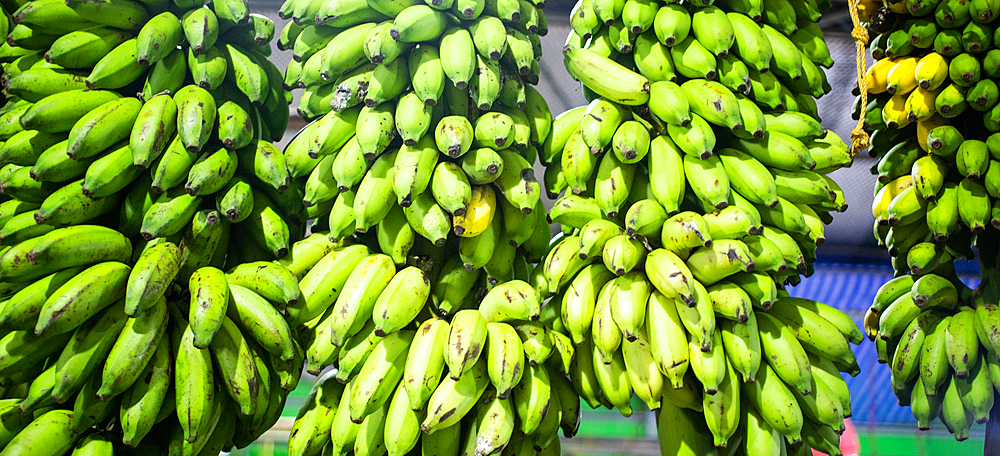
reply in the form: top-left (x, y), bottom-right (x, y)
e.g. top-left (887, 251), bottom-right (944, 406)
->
top-left (0, 225), bottom-right (326, 455)
top-left (545, 0), bottom-right (865, 454)
top-left (538, 217), bottom-right (861, 456)
top-left (0, 0), bottom-right (303, 263)
top-left (858, 0), bottom-right (1000, 440)
top-left (863, 271), bottom-right (1000, 441)
top-left (277, 0), bottom-right (556, 274)
top-left (0, 0), bottom-right (321, 453)
top-left (552, 0), bottom-right (852, 286)
top-left (286, 238), bottom-right (579, 456)
top-left (279, 0), bottom-right (547, 119)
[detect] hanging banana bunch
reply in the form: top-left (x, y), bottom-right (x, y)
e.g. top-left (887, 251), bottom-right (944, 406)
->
top-left (858, 0), bottom-right (1000, 442)
top-left (275, 0), bottom-right (590, 454)
top-left (540, 0), bottom-right (862, 455)
top-left (0, 0), bottom-right (316, 452)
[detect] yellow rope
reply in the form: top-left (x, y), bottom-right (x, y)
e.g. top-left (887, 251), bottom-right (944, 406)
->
top-left (850, 0), bottom-right (870, 157)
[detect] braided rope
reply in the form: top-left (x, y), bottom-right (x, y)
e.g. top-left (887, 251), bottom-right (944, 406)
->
top-left (850, 0), bottom-right (870, 157)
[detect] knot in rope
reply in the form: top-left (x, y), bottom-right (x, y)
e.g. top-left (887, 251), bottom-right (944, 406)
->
top-left (849, 0), bottom-right (869, 157)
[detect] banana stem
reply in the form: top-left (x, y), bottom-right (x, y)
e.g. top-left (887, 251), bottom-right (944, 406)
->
top-left (979, 230), bottom-right (1000, 456)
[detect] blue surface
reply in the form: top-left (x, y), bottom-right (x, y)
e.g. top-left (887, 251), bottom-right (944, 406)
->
top-left (784, 262), bottom-right (980, 425)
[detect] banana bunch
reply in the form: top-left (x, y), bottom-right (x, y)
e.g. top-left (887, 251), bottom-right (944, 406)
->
top-left (285, 235), bottom-right (580, 456)
top-left (858, 0), bottom-right (1000, 441)
top-left (0, 228), bottom-right (342, 454)
top-left (279, 0), bottom-right (547, 120)
top-left (545, 0), bottom-right (866, 454)
top-left (0, 0), bottom-right (327, 452)
top-left (276, 0), bottom-right (558, 284)
top-left (0, 0), bottom-right (303, 267)
top-left (539, 216), bottom-right (862, 455)
top-left (862, 271), bottom-right (1000, 441)
top-left (552, 0), bottom-right (851, 287)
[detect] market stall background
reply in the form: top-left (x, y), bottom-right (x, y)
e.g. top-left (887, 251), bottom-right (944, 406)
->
top-left (226, 0), bottom-right (987, 454)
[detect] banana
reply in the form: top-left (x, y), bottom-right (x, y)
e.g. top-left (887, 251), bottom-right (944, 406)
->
top-left (334, 319), bottom-right (379, 382)
top-left (727, 11), bottom-right (771, 72)
top-left (86, 38), bottom-right (149, 90)
top-left (49, 301), bottom-right (128, 403)
top-left (44, 27), bottom-right (131, 69)
top-left (744, 362), bottom-right (803, 444)
top-left (18, 90), bottom-right (118, 135)
top-left (182, 8), bottom-right (219, 55)
top-left (377, 204), bottom-right (415, 265)
top-left (939, 374), bottom-right (972, 440)
top-left (174, 85), bottom-right (217, 153)
top-left (494, 149), bottom-right (542, 213)
top-left (958, 178), bottom-right (990, 232)
top-left (353, 149), bottom-right (398, 233)
top-left (403, 318), bottom-right (449, 411)
top-left (173, 316), bottom-right (216, 443)
top-left (393, 135), bottom-right (438, 207)
top-left (382, 383), bottom-right (422, 456)
top-left (624, 198), bottom-right (667, 242)
top-left (391, 5), bottom-right (449, 42)
top-left (3, 68), bottom-right (88, 103)
top-left (123, 241), bottom-right (181, 316)
top-left (128, 94), bottom-right (177, 168)
top-left (35, 258), bottom-right (129, 334)
top-left (956, 354), bottom-right (994, 424)
top-left (142, 48), bottom-right (187, 96)
top-left (622, 326), bottom-right (664, 411)
top-left (136, 12), bottom-right (183, 66)
top-left (328, 380), bottom-right (362, 454)
top-left (920, 315), bottom-right (951, 394)
top-left (140, 188), bottom-right (202, 241)
top-left (288, 244), bottom-right (369, 325)
top-left (909, 376), bottom-right (942, 430)
top-left (480, 280), bottom-right (541, 322)
top-left (286, 370), bottom-right (341, 456)
top-left (349, 330), bottom-right (415, 422)
top-left (1, 410), bottom-right (76, 455)
top-left (211, 316), bottom-right (263, 418)
top-left (439, 26), bottom-right (477, 89)
top-left (422, 357), bottom-right (489, 433)
top-left (226, 261), bottom-right (300, 308)
top-left (444, 309), bottom-right (489, 380)
top-left (667, 113), bottom-right (716, 159)
top-left (187, 266), bottom-right (230, 348)
top-left (606, 271), bottom-right (651, 342)
top-left (944, 308), bottom-right (980, 379)
top-left (327, 253), bottom-right (396, 346)
top-left (372, 266), bottom-right (431, 336)
top-left (227, 284), bottom-right (296, 361)
top-left (655, 397), bottom-right (717, 456)
top-left (684, 153), bottom-right (731, 210)
top-left (563, 46), bottom-right (650, 106)
top-left (688, 329), bottom-right (725, 395)
top-left (484, 322), bottom-right (525, 400)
